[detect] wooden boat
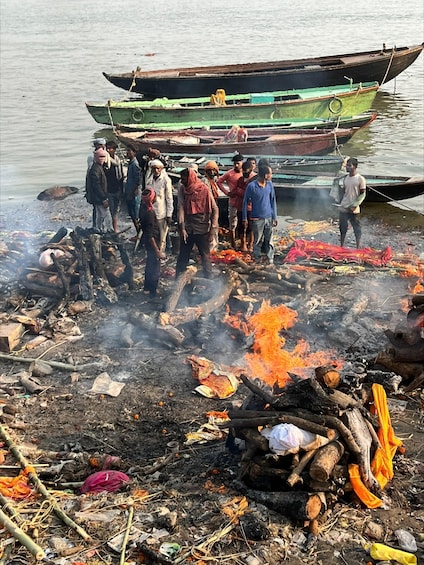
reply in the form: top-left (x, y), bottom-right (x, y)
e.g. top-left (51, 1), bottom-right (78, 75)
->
top-left (115, 126), bottom-right (362, 157)
top-left (102, 43), bottom-right (423, 99)
top-left (166, 153), bottom-right (346, 174)
top-left (115, 111), bottom-right (377, 132)
top-left (258, 172), bottom-right (424, 203)
top-left (85, 82), bottom-right (379, 127)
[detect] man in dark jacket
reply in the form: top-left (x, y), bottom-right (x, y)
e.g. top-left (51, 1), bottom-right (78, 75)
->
top-left (85, 148), bottom-right (113, 232)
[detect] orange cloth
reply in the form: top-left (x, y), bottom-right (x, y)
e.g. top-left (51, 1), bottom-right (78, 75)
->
top-left (348, 463), bottom-right (382, 508)
top-left (0, 470), bottom-right (33, 499)
top-left (348, 383), bottom-right (404, 508)
top-left (370, 383), bottom-right (404, 488)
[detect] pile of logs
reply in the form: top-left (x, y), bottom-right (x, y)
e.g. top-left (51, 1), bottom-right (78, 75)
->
top-left (19, 227), bottom-right (134, 307)
top-left (375, 292), bottom-right (424, 393)
top-left (221, 368), bottom-right (388, 523)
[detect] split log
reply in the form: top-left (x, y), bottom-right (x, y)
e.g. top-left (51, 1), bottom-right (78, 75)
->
top-left (160, 272), bottom-right (236, 326)
top-left (234, 483), bottom-right (322, 521)
top-left (309, 441), bottom-right (345, 482)
top-left (343, 408), bottom-right (379, 490)
top-left (165, 265), bottom-right (197, 312)
top-left (374, 351), bottom-right (423, 380)
top-left (113, 238), bottom-right (134, 290)
top-left (129, 312), bottom-right (185, 347)
top-left (287, 449), bottom-right (318, 487)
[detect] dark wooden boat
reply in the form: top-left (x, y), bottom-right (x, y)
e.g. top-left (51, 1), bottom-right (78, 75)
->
top-left (259, 172), bottom-right (424, 203)
top-left (115, 126), bottom-right (362, 157)
top-left (103, 43), bottom-right (424, 99)
top-left (166, 153), bottom-right (346, 174)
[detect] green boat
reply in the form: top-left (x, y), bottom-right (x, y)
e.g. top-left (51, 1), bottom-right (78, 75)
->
top-left (85, 82), bottom-right (379, 128)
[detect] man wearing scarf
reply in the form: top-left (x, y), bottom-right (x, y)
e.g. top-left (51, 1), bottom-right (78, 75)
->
top-left (139, 188), bottom-right (165, 297)
top-left (176, 168), bottom-right (218, 279)
top-left (145, 159), bottom-right (174, 251)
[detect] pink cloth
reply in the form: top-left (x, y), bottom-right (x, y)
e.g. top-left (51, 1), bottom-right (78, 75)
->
top-left (182, 168), bottom-right (214, 215)
top-left (80, 470), bottom-right (130, 494)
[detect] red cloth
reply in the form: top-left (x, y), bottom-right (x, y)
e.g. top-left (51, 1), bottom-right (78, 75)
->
top-left (284, 239), bottom-right (392, 267)
top-left (183, 168), bottom-right (213, 215)
top-left (80, 470), bottom-right (130, 494)
top-left (141, 188), bottom-right (155, 211)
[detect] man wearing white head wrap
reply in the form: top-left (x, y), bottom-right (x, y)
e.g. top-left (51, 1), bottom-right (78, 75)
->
top-left (142, 159), bottom-right (173, 251)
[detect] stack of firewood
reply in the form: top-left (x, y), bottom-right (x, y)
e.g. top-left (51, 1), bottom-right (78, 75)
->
top-left (19, 228), bottom-right (134, 307)
top-left (222, 367), bottom-right (388, 523)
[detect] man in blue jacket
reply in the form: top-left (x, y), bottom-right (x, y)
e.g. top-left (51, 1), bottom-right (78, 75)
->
top-left (242, 164), bottom-right (278, 264)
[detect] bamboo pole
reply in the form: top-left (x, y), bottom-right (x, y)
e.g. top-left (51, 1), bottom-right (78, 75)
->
top-left (119, 502), bottom-right (134, 565)
top-left (0, 509), bottom-right (45, 561)
top-left (0, 424), bottom-right (91, 542)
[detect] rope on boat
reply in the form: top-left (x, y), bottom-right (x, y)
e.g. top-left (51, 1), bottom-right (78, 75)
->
top-left (368, 185), bottom-right (424, 216)
top-left (380, 47), bottom-right (395, 87)
top-left (106, 99), bottom-right (116, 131)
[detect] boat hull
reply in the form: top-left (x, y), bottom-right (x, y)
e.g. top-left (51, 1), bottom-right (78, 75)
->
top-left (86, 83), bottom-right (379, 127)
top-left (115, 127), bottom-right (359, 157)
top-left (103, 44), bottom-right (423, 98)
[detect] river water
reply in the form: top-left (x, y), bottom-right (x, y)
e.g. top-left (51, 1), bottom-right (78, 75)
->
top-left (0, 0), bottom-right (423, 220)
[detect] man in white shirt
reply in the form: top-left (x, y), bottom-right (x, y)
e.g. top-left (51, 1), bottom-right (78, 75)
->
top-left (144, 159), bottom-right (174, 251)
top-left (338, 157), bottom-right (366, 249)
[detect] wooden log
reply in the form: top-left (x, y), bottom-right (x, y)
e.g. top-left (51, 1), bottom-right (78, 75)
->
top-left (410, 293), bottom-right (424, 307)
top-left (70, 229), bottom-right (94, 300)
top-left (165, 265), bottom-right (197, 312)
top-left (341, 295), bottom-right (369, 327)
top-left (314, 364), bottom-right (341, 389)
top-left (89, 234), bottom-right (118, 304)
top-left (403, 371), bottom-right (424, 393)
top-left (374, 350), bottom-right (423, 379)
top-left (113, 237), bottom-right (134, 290)
top-left (287, 449), bottom-right (318, 487)
top-left (227, 413), bottom-right (338, 441)
top-left (129, 312), bottom-right (185, 346)
top-left (0, 322), bottom-right (24, 352)
top-left (50, 251), bottom-right (70, 300)
top-left (309, 441), bottom-right (345, 482)
top-left (160, 272), bottom-right (236, 327)
top-left (304, 273), bottom-right (328, 292)
top-left (234, 484), bottom-right (322, 521)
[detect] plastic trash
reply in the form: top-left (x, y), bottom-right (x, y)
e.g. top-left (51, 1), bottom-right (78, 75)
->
top-left (369, 542), bottom-right (417, 565)
top-left (395, 529), bottom-right (418, 552)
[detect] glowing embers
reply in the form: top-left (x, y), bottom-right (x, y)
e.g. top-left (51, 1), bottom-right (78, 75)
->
top-left (244, 301), bottom-right (335, 387)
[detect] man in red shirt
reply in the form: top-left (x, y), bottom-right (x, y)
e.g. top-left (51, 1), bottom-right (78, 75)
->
top-left (217, 154), bottom-right (243, 248)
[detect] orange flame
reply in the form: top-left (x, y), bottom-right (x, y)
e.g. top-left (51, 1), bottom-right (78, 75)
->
top-left (244, 301), bottom-right (336, 388)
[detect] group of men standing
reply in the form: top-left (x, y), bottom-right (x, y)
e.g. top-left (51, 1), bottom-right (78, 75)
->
top-left (85, 137), bottom-right (366, 295)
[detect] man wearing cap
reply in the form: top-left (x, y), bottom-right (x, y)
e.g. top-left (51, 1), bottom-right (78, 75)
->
top-left (85, 148), bottom-right (113, 232)
top-left (144, 159), bottom-right (173, 251)
top-left (217, 154), bottom-right (243, 248)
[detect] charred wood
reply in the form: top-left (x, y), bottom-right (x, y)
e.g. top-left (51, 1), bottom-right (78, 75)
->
top-left (374, 350), bottom-right (423, 379)
top-left (233, 482), bottom-right (322, 521)
top-left (129, 312), bottom-right (184, 347)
